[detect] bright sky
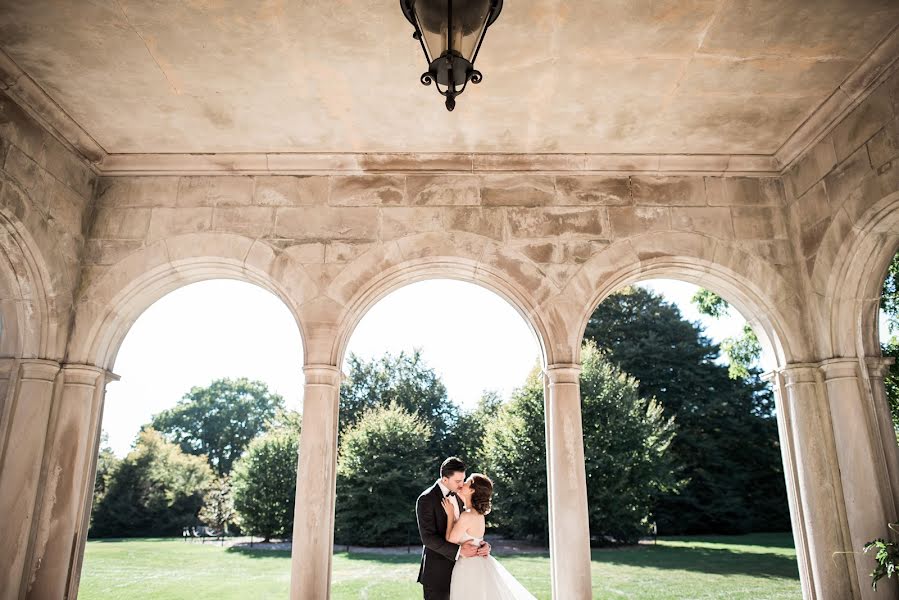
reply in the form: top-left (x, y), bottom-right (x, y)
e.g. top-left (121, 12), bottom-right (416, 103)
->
top-left (101, 277), bottom-right (892, 457)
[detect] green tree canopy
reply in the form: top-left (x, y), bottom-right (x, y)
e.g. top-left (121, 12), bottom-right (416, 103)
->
top-left (455, 390), bottom-right (503, 474)
top-left (483, 343), bottom-right (682, 545)
top-left (90, 428), bottom-right (214, 538)
top-left (335, 403), bottom-right (433, 546)
top-left (200, 476), bottom-right (236, 535)
top-left (585, 286), bottom-right (787, 534)
top-left (231, 428), bottom-right (299, 542)
top-left (151, 377), bottom-right (285, 475)
top-left (690, 289), bottom-right (762, 379)
top-left (340, 350), bottom-right (460, 456)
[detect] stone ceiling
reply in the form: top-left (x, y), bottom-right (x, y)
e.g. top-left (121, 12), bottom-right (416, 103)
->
top-left (1, 0), bottom-right (898, 158)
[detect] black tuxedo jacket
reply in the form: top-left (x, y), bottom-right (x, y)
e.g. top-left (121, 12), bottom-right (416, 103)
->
top-left (416, 482), bottom-right (465, 588)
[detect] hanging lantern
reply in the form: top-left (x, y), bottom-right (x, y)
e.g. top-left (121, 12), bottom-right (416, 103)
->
top-left (400, 0), bottom-right (503, 111)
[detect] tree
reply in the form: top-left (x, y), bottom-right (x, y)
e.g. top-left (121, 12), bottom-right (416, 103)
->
top-left (200, 476), bottom-right (236, 536)
top-left (340, 351), bottom-right (460, 456)
top-left (454, 390), bottom-right (503, 474)
top-left (92, 431), bottom-right (119, 515)
top-left (335, 403), bottom-right (433, 546)
top-left (691, 289), bottom-right (762, 379)
top-left (151, 378), bottom-right (285, 475)
top-left (483, 344), bottom-right (681, 545)
top-left (585, 286), bottom-right (788, 534)
top-left (90, 428), bottom-right (214, 537)
top-left (231, 429), bottom-right (299, 542)
top-left (881, 252), bottom-right (899, 438)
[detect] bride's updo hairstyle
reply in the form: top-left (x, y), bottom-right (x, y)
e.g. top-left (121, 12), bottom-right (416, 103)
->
top-left (469, 473), bottom-right (494, 515)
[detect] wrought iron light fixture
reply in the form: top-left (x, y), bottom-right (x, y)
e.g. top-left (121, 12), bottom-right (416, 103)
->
top-left (400, 0), bottom-right (503, 111)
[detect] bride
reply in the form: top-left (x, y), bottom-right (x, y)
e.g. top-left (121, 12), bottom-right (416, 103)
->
top-left (440, 473), bottom-right (537, 600)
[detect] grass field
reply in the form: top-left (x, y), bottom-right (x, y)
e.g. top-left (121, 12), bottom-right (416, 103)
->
top-left (79, 533), bottom-right (801, 599)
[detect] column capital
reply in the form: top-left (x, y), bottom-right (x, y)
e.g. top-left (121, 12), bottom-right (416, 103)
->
top-left (61, 364), bottom-right (110, 387)
top-left (544, 363), bottom-right (581, 385)
top-left (865, 356), bottom-right (896, 379)
top-left (18, 358), bottom-right (61, 382)
top-left (819, 358), bottom-right (860, 382)
top-left (303, 364), bottom-right (342, 387)
top-left (777, 363), bottom-right (820, 387)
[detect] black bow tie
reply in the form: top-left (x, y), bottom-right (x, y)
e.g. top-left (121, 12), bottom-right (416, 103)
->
top-left (445, 491), bottom-right (456, 497)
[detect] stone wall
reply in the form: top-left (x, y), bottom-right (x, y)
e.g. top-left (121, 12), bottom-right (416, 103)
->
top-left (0, 89), bottom-right (96, 360)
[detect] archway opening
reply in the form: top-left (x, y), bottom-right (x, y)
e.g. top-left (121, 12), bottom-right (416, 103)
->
top-left (577, 276), bottom-right (799, 598)
top-left (877, 249), bottom-right (899, 442)
top-left (81, 279), bottom-right (303, 598)
top-left (334, 278), bottom-right (547, 597)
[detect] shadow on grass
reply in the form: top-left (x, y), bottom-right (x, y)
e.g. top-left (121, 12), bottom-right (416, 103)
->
top-left (592, 544), bottom-right (799, 580)
top-left (225, 546), bottom-right (290, 559)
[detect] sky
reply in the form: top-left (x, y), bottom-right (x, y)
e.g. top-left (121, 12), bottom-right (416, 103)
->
top-left (101, 277), bottom-right (892, 457)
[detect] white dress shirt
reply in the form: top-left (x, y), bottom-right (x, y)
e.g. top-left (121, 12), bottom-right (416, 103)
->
top-left (436, 479), bottom-right (462, 560)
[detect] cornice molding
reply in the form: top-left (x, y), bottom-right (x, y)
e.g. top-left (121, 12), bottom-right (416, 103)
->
top-left (2, 25), bottom-right (897, 178)
top-left (96, 152), bottom-right (780, 176)
top-left (0, 48), bottom-right (106, 169)
top-left (774, 23), bottom-right (899, 171)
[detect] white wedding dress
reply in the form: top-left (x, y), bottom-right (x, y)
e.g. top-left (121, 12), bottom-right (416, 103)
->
top-left (449, 532), bottom-right (537, 600)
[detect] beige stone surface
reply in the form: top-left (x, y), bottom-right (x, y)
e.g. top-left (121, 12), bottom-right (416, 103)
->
top-left (0, 5), bottom-right (898, 599)
top-left (1, 1), bottom-right (897, 155)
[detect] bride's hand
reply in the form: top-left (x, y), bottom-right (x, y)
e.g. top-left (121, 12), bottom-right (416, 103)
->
top-left (441, 497), bottom-right (454, 519)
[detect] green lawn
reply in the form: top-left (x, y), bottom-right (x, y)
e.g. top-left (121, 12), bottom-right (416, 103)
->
top-left (79, 533), bottom-right (800, 599)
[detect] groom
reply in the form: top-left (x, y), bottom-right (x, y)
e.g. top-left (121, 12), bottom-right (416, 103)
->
top-left (416, 456), bottom-right (490, 600)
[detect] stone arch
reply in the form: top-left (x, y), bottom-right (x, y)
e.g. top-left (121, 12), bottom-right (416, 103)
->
top-left (67, 232), bottom-right (313, 371)
top-left (561, 232), bottom-right (803, 367)
top-left (815, 190), bottom-right (899, 358)
top-left (0, 208), bottom-right (55, 359)
top-left (328, 231), bottom-right (555, 368)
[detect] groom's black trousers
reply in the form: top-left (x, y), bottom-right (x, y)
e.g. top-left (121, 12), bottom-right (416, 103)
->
top-left (422, 585), bottom-right (450, 600)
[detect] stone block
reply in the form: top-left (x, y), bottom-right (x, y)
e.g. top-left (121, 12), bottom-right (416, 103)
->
top-left (823, 146), bottom-right (874, 207)
top-left (513, 240), bottom-right (605, 264)
top-left (284, 243), bottom-right (327, 264)
top-left (671, 206), bottom-right (734, 238)
top-left (3, 145), bottom-right (41, 195)
top-left (608, 206), bottom-right (669, 238)
top-left (39, 136), bottom-right (94, 200)
top-left (146, 207), bottom-right (213, 241)
top-left (443, 207), bottom-right (505, 241)
top-left (866, 116), bottom-right (899, 169)
top-left (273, 207), bottom-right (378, 241)
top-left (95, 177), bottom-right (179, 208)
top-left (407, 175), bottom-right (480, 206)
top-left (742, 239), bottom-right (794, 265)
top-left (90, 207), bottom-right (151, 240)
top-left (832, 86), bottom-right (894, 163)
top-left (800, 216), bottom-right (831, 258)
top-left (719, 177), bottom-right (783, 206)
top-left (177, 176), bottom-right (254, 207)
top-left (508, 207), bottom-right (607, 238)
top-left (554, 176), bottom-right (631, 206)
top-left (329, 175), bottom-right (404, 206)
top-left (212, 206), bottom-right (275, 237)
top-left (82, 239), bottom-right (144, 265)
top-left (380, 207), bottom-right (444, 240)
top-left (253, 176), bottom-right (328, 206)
top-left (480, 175), bottom-right (554, 207)
top-left (324, 242), bottom-right (374, 263)
top-left (793, 182), bottom-right (831, 229)
top-left (0, 179), bottom-right (31, 222)
top-left (785, 136), bottom-right (837, 198)
top-left (731, 206), bottom-right (786, 240)
top-left (0, 93), bottom-right (47, 160)
top-left (631, 176), bottom-right (705, 206)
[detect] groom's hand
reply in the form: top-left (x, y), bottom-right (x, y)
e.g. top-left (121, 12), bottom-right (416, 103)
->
top-left (460, 543), bottom-right (479, 558)
top-left (477, 542), bottom-right (491, 558)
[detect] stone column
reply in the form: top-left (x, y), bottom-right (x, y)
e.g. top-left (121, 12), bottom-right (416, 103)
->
top-left (544, 364), bottom-right (592, 600)
top-left (821, 358), bottom-right (898, 600)
top-left (0, 359), bottom-right (61, 600)
top-left (290, 364), bottom-right (341, 600)
top-left (865, 357), bottom-right (899, 514)
top-left (764, 370), bottom-right (814, 599)
top-left (26, 364), bottom-right (108, 600)
top-left (780, 364), bottom-right (855, 600)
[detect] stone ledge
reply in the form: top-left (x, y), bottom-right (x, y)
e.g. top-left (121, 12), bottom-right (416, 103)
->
top-left (97, 152), bottom-right (781, 176)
